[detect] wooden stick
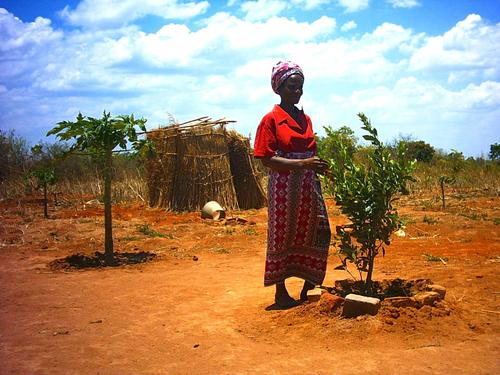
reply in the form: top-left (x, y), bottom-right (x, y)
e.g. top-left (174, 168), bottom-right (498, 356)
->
top-left (480, 309), bottom-right (500, 314)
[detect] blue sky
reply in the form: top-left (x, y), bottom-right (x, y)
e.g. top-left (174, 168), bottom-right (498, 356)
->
top-left (0, 0), bottom-right (499, 157)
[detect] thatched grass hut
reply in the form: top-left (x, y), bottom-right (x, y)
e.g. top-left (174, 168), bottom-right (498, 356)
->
top-left (227, 130), bottom-right (267, 209)
top-left (146, 117), bottom-right (266, 212)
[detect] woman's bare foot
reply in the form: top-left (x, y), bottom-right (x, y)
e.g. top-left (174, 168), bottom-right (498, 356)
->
top-left (300, 281), bottom-right (316, 301)
top-left (275, 282), bottom-right (300, 308)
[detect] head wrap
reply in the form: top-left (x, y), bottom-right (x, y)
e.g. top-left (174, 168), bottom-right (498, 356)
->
top-left (271, 60), bottom-right (304, 94)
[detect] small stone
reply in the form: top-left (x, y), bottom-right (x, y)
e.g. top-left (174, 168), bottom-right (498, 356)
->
top-left (390, 310), bottom-right (400, 319)
top-left (306, 288), bottom-right (323, 302)
top-left (192, 256), bottom-right (198, 261)
top-left (53, 330), bottom-right (69, 336)
top-left (382, 297), bottom-right (418, 309)
top-left (414, 291), bottom-right (441, 307)
top-left (317, 292), bottom-right (344, 314)
top-left (394, 229), bottom-right (406, 237)
top-left (425, 284), bottom-right (446, 299)
top-left (342, 294), bottom-right (381, 318)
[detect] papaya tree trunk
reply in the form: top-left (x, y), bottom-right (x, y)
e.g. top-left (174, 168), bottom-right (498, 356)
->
top-left (43, 183), bottom-right (48, 219)
top-left (103, 149), bottom-right (114, 265)
top-left (440, 179), bottom-right (446, 209)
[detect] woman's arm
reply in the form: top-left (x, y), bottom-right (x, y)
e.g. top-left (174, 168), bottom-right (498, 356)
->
top-left (261, 156), bottom-right (328, 173)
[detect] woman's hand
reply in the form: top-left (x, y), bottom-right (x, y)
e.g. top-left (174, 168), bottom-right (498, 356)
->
top-left (303, 156), bottom-right (329, 174)
top-left (261, 155), bottom-right (329, 173)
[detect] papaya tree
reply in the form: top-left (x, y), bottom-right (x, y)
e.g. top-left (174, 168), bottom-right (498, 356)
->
top-left (31, 168), bottom-right (57, 218)
top-left (438, 175), bottom-right (455, 209)
top-left (29, 144), bottom-right (58, 218)
top-left (47, 111), bottom-right (149, 265)
top-left (323, 113), bottom-right (415, 294)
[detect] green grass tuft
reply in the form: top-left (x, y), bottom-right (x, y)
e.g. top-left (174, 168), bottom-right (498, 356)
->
top-left (136, 224), bottom-right (173, 238)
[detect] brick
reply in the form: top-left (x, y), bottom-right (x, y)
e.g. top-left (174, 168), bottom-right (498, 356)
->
top-left (414, 291), bottom-right (441, 307)
top-left (382, 296), bottom-right (418, 308)
top-left (425, 284), bottom-right (446, 299)
top-left (342, 294), bottom-right (381, 318)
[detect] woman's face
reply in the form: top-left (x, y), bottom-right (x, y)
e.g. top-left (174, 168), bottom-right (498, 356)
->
top-left (279, 73), bottom-right (304, 106)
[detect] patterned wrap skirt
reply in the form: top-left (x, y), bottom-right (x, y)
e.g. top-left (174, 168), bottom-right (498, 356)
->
top-left (264, 150), bottom-right (331, 287)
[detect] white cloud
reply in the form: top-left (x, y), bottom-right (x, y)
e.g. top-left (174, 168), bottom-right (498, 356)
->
top-left (325, 78), bottom-right (500, 155)
top-left (0, 9), bottom-right (62, 52)
top-left (1, 7), bottom-right (498, 157)
top-left (289, 22), bottom-right (413, 84)
top-left (240, 0), bottom-right (288, 21)
top-left (292, 0), bottom-right (330, 10)
top-left (0, 9), bottom-right (62, 86)
top-left (137, 13), bottom-right (336, 67)
top-left (341, 20), bottom-right (357, 32)
top-left (1, 7), bottom-right (336, 93)
top-left (361, 22), bottom-right (413, 51)
top-left (386, 0), bottom-right (420, 8)
top-left (337, 0), bottom-right (370, 13)
top-left (239, 0), bottom-right (329, 20)
top-left (59, 0), bottom-right (209, 28)
top-left (409, 14), bottom-right (500, 80)
top-left (447, 70), bottom-right (478, 84)
top-left (342, 78), bottom-right (500, 114)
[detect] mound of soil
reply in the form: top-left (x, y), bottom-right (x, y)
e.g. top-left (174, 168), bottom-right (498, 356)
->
top-left (331, 278), bottom-right (433, 299)
top-left (316, 278), bottom-right (450, 321)
top-left (49, 251), bottom-right (157, 270)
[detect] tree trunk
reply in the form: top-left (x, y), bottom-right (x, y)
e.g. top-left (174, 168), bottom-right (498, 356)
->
top-left (103, 149), bottom-right (114, 265)
top-left (43, 184), bottom-right (48, 219)
top-left (440, 179), bottom-right (446, 209)
top-left (365, 248), bottom-right (375, 295)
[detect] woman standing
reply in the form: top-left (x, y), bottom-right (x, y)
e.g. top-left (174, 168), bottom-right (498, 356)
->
top-left (254, 61), bottom-right (331, 308)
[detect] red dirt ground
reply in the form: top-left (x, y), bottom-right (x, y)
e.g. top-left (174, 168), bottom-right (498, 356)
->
top-left (0, 193), bottom-right (499, 374)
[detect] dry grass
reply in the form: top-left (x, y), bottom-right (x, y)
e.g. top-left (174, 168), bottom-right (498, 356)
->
top-left (409, 161), bottom-right (500, 196)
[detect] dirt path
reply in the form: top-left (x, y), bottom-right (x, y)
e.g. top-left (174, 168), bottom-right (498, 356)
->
top-left (0, 195), bottom-right (499, 374)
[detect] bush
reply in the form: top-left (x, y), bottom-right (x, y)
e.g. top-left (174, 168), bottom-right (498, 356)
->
top-left (323, 113), bottom-right (415, 293)
top-left (317, 125), bottom-right (357, 166)
top-left (404, 140), bottom-right (435, 163)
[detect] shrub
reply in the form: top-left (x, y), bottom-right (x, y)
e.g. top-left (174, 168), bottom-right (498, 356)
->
top-left (323, 113), bottom-right (415, 293)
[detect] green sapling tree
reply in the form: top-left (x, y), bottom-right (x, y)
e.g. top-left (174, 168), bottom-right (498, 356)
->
top-left (323, 113), bottom-right (416, 294)
top-left (29, 144), bottom-right (60, 218)
top-left (438, 150), bottom-right (464, 209)
top-left (438, 175), bottom-right (455, 209)
top-left (47, 111), bottom-right (150, 265)
top-left (31, 168), bottom-right (57, 218)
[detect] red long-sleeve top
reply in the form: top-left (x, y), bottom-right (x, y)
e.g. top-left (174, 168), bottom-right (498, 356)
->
top-left (253, 105), bottom-right (317, 157)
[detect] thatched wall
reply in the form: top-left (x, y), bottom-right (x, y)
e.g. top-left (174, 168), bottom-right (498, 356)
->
top-left (147, 118), bottom-right (266, 212)
top-left (227, 130), bottom-right (266, 209)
